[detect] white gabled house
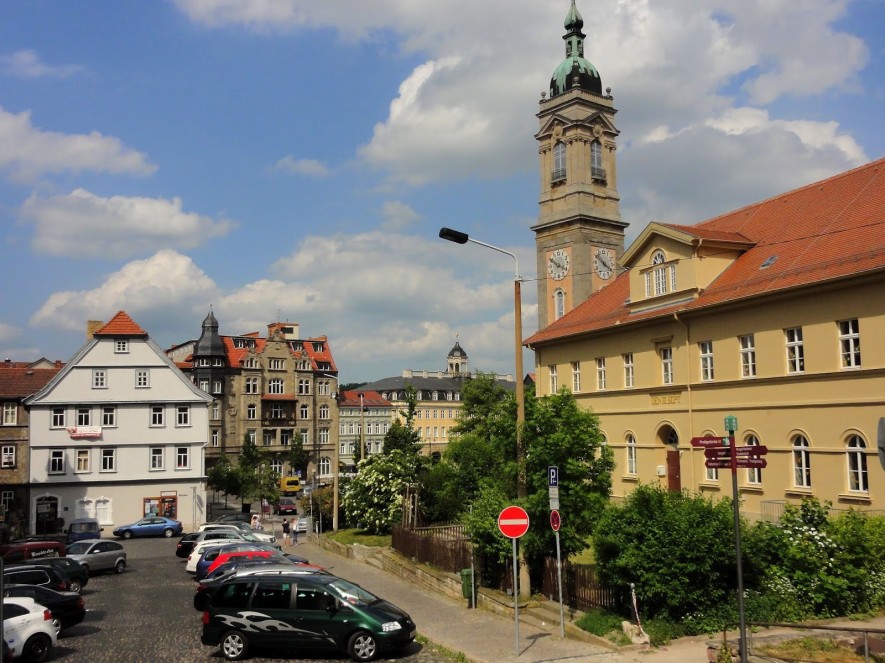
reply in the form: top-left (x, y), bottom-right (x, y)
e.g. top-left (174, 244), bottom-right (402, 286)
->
top-left (24, 311), bottom-right (212, 533)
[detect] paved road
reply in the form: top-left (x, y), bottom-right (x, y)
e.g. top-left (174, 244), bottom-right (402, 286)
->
top-left (47, 537), bottom-right (452, 663)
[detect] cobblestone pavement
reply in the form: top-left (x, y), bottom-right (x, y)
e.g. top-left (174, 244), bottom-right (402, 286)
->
top-left (48, 537), bottom-right (454, 663)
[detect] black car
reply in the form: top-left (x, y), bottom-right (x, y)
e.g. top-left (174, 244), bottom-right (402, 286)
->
top-left (2, 565), bottom-right (71, 593)
top-left (19, 557), bottom-right (89, 593)
top-left (176, 532), bottom-right (200, 559)
top-left (3, 584), bottom-right (85, 629)
top-left (200, 572), bottom-right (415, 661)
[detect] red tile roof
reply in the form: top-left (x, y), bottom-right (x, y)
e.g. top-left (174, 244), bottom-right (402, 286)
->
top-left (178, 333), bottom-right (338, 374)
top-left (339, 390), bottom-right (391, 407)
top-left (0, 367), bottom-right (62, 399)
top-left (527, 157), bottom-right (885, 345)
top-left (93, 311), bottom-right (148, 337)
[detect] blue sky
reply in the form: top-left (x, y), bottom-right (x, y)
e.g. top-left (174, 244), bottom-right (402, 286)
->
top-left (1, 0), bottom-right (882, 382)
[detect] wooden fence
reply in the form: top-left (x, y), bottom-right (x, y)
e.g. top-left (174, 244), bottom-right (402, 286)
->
top-left (540, 557), bottom-right (622, 612)
top-left (391, 525), bottom-right (472, 574)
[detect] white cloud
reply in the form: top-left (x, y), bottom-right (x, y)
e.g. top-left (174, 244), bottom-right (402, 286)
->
top-left (22, 189), bottom-right (236, 259)
top-left (0, 322), bottom-right (18, 342)
top-left (0, 50), bottom-right (85, 79)
top-left (29, 250), bottom-right (220, 333)
top-left (0, 106), bottom-right (156, 182)
top-left (272, 155), bottom-right (330, 177)
top-left (379, 201), bottom-right (420, 231)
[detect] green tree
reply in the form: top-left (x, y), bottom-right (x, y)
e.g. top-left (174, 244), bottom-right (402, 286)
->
top-left (206, 454), bottom-right (241, 499)
top-left (383, 385), bottom-right (421, 456)
top-left (286, 437), bottom-right (309, 479)
top-left (231, 434), bottom-right (279, 507)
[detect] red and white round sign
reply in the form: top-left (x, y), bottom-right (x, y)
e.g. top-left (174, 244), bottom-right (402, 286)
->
top-left (498, 505), bottom-right (530, 539)
top-left (550, 509), bottom-right (561, 532)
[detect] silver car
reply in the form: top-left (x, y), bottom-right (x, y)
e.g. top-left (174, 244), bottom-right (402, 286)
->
top-left (65, 539), bottom-right (126, 575)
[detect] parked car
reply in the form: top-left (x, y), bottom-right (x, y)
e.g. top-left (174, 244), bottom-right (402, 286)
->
top-left (2, 596), bottom-right (58, 663)
top-left (65, 539), bottom-right (126, 575)
top-left (176, 532), bottom-right (201, 559)
top-left (186, 531), bottom-right (273, 574)
top-left (3, 565), bottom-right (71, 593)
top-left (293, 516), bottom-right (309, 533)
top-left (194, 562), bottom-right (329, 612)
top-left (19, 557), bottom-right (89, 593)
top-left (113, 516), bottom-right (182, 539)
top-left (199, 522), bottom-right (277, 545)
top-left (195, 544), bottom-right (274, 581)
top-left (0, 540), bottom-right (65, 563)
top-left (200, 571), bottom-right (416, 661)
top-left (275, 498), bottom-right (298, 515)
top-left (210, 513), bottom-right (254, 525)
top-left (3, 584), bottom-right (85, 630)
top-left (65, 517), bottom-right (102, 544)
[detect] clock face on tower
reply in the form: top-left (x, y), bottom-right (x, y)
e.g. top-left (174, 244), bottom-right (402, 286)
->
top-left (594, 247), bottom-right (615, 280)
top-left (547, 249), bottom-right (570, 280)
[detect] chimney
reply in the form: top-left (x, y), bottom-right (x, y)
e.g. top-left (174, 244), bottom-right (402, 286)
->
top-left (86, 320), bottom-right (104, 340)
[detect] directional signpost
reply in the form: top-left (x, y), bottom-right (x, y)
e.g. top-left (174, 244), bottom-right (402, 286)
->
top-left (498, 505), bottom-right (529, 656)
top-left (548, 466), bottom-right (565, 638)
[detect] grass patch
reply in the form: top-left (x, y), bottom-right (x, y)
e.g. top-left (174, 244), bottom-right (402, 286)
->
top-left (416, 634), bottom-right (472, 662)
top-left (758, 635), bottom-right (885, 663)
top-left (568, 547), bottom-right (596, 565)
top-left (324, 528), bottom-right (391, 548)
top-left (574, 609), bottom-right (630, 645)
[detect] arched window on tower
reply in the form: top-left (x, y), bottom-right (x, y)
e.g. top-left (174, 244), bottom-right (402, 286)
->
top-left (590, 140), bottom-right (605, 181)
top-left (554, 289), bottom-right (565, 320)
top-left (552, 142), bottom-right (566, 183)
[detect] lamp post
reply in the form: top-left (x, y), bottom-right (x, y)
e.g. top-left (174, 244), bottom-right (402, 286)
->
top-left (439, 227), bottom-right (528, 599)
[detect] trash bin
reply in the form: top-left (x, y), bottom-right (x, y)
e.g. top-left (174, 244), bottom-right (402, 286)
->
top-left (460, 568), bottom-right (473, 600)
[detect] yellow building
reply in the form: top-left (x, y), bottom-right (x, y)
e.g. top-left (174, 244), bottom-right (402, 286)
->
top-left (526, 2), bottom-right (885, 518)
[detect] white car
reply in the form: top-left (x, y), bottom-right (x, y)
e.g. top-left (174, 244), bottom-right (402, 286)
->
top-left (198, 522), bottom-right (276, 545)
top-left (3, 596), bottom-right (58, 662)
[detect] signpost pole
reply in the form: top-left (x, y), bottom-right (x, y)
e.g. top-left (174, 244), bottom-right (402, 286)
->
top-left (725, 416), bottom-right (748, 663)
top-left (512, 537), bottom-right (520, 657)
top-left (555, 528), bottom-right (564, 637)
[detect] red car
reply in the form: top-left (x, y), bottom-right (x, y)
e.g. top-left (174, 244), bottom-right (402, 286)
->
top-left (205, 550), bottom-right (276, 577)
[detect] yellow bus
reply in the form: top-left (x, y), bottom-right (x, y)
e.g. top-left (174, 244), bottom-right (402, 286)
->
top-left (280, 476), bottom-right (301, 496)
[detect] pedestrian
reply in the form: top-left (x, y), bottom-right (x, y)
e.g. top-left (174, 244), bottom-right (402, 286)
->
top-left (281, 517), bottom-right (290, 546)
top-left (250, 513), bottom-right (261, 530)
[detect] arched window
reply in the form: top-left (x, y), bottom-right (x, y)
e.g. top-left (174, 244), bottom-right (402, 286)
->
top-left (552, 142), bottom-right (567, 182)
top-left (319, 404), bottom-right (329, 419)
top-left (319, 457), bottom-right (331, 476)
top-left (792, 435), bottom-right (811, 488)
top-left (626, 434), bottom-right (637, 475)
top-left (746, 435), bottom-right (762, 485)
top-left (847, 435), bottom-right (868, 492)
top-left (590, 140), bottom-right (605, 180)
top-left (555, 289), bottom-right (565, 319)
top-left (247, 404), bottom-right (257, 420)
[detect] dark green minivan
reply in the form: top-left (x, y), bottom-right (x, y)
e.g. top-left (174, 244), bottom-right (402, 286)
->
top-left (200, 571), bottom-right (416, 661)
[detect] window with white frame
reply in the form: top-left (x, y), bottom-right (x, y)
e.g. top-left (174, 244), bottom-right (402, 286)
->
top-left (786, 327), bottom-right (805, 373)
top-left (76, 449), bottom-right (90, 473)
top-left (660, 347), bottom-right (673, 385)
top-left (102, 406), bottom-right (116, 428)
top-left (271, 458), bottom-right (282, 475)
top-left (555, 289), bottom-right (565, 320)
top-left (319, 404), bottom-right (329, 419)
top-left (115, 339), bottom-right (129, 353)
top-left (270, 404), bottom-right (283, 419)
top-left (263, 431), bottom-right (274, 446)
top-left (552, 141), bottom-right (566, 181)
top-left (1, 445), bottom-right (15, 468)
top-left (297, 379), bottom-right (311, 395)
top-left (176, 446), bottom-right (190, 469)
top-left (839, 319), bottom-right (861, 369)
top-left (746, 435), bottom-right (762, 485)
top-left (623, 353), bottom-right (634, 388)
top-left (95, 498), bottom-right (112, 525)
top-left (247, 404), bottom-right (257, 420)
top-left (51, 407), bottom-right (65, 428)
top-left (150, 405), bottom-right (165, 427)
top-left (590, 140), bottom-right (604, 179)
top-left (319, 428), bottom-right (329, 444)
top-left (300, 404), bottom-right (309, 419)
top-left (571, 361), bottom-right (581, 392)
top-left (247, 430), bottom-right (256, 444)
top-left (280, 430), bottom-right (290, 447)
top-left (792, 435), bottom-right (811, 488)
top-left (596, 357), bottom-right (607, 390)
top-left (318, 380), bottom-right (332, 396)
top-left (92, 369), bottom-right (107, 389)
top-left (101, 448), bottom-right (116, 472)
top-left (847, 434), bottom-right (868, 492)
top-left (706, 464), bottom-right (719, 481)
top-left (268, 379), bottom-right (284, 395)
top-left (77, 407), bottom-right (91, 426)
top-left (213, 381), bottom-right (222, 394)
top-left (242, 357), bottom-right (258, 369)
top-left (244, 377), bottom-right (259, 394)
top-left (549, 365), bottom-right (558, 393)
top-left (176, 405), bottom-right (190, 427)
top-left (699, 341), bottom-right (714, 381)
top-left (269, 358), bottom-right (284, 370)
top-left (2, 403), bottom-right (16, 426)
top-left (300, 429), bottom-right (308, 446)
top-left (0, 491), bottom-right (12, 511)
top-left (135, 369), bottom-right (150, 388)
top-left (211, 402), bottom-right (220, 420)
top-left (150, 447), bottom-right (164, 470)
top-left (49, 450), bottom-right (65, 474)
top-left (740, 335), bottom-right (756, 378)
top-left (199, 379), bottom-right (209, 392)
top-left (211, 430), bottom-right (219, 447)
top-left (626, 434), bottom-right (637, 475)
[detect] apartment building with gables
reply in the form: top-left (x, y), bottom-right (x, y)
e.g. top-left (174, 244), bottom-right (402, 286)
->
top-left (24, 312), bottom-right (211, 533)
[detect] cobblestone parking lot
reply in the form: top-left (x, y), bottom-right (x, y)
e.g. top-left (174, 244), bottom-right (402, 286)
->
top-left (45, 537), bottom-right (450, 663)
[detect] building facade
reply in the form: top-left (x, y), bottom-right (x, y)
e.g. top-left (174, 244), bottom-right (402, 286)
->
top-left (337, 390), bottom-right (394, 473)
top-left (173, 314), bottom-right (339, 486)
top-left (24, 312), bottom-right (212, 533)
top-left (0, 359), bottom-right (62, 537)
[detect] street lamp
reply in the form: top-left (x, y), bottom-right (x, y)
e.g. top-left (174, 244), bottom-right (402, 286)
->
top-left (438, 228), bottom-right (526, 499)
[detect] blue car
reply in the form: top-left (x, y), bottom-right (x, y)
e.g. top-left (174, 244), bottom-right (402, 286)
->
top-left (112, 516), bottom-right (183, 539)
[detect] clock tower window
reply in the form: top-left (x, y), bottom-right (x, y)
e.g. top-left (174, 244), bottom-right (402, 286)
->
top-left (552, 142), bottom-right (567, 183)
top-left (554, 289), bottom-right (566, 320)
top-left (590, 140), bottom-right (605, 181)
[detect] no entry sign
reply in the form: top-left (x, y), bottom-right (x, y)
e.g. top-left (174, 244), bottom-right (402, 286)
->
top-left (498, 505), bottom-right (530, 539)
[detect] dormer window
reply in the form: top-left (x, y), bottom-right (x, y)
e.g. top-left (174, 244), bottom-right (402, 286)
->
top-left (645, 250), bottom-right (677, 297)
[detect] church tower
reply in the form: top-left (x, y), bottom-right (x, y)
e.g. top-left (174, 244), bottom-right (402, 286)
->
top-left (533, 0), bottom-right (627, 328)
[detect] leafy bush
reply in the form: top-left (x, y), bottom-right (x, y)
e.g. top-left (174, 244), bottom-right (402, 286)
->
top-left (574, 609), bottom-right (623, 637)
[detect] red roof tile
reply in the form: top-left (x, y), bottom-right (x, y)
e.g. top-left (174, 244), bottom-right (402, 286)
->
top-left (339, 390), bottom-right (391, 407)
top-left (527, 157), bottom-right (885, 345)
top-left (0, 367), bottom-right (62, 399)
top-left (93, 311), bottom-right (148, 337)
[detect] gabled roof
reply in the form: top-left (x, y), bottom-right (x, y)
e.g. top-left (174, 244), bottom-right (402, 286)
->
top-left (338, 390), bottom-right (392, 408)
top-left (0, 366), bottom-right (62, 399)
top-left (179, 333), bottom-right (337, 373)
top-left (527, 157), bottom-right (885, 345)
top-left (93, 311), bottom-right (148, 337)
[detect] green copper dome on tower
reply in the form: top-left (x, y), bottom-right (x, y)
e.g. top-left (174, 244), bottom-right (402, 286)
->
top-left (550, 0), bottom-right (602, 98)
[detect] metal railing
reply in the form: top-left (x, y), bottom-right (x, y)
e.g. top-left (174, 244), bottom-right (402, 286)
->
top-left (747, 622), bottom-right (885, 663)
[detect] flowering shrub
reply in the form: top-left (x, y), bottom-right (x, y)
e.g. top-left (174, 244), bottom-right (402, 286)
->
top-left (342, 450), bottom-right (420, 534)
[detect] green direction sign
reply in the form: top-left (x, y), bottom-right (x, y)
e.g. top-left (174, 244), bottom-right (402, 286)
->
top-left (724, 415), bottom-right (738, 432)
